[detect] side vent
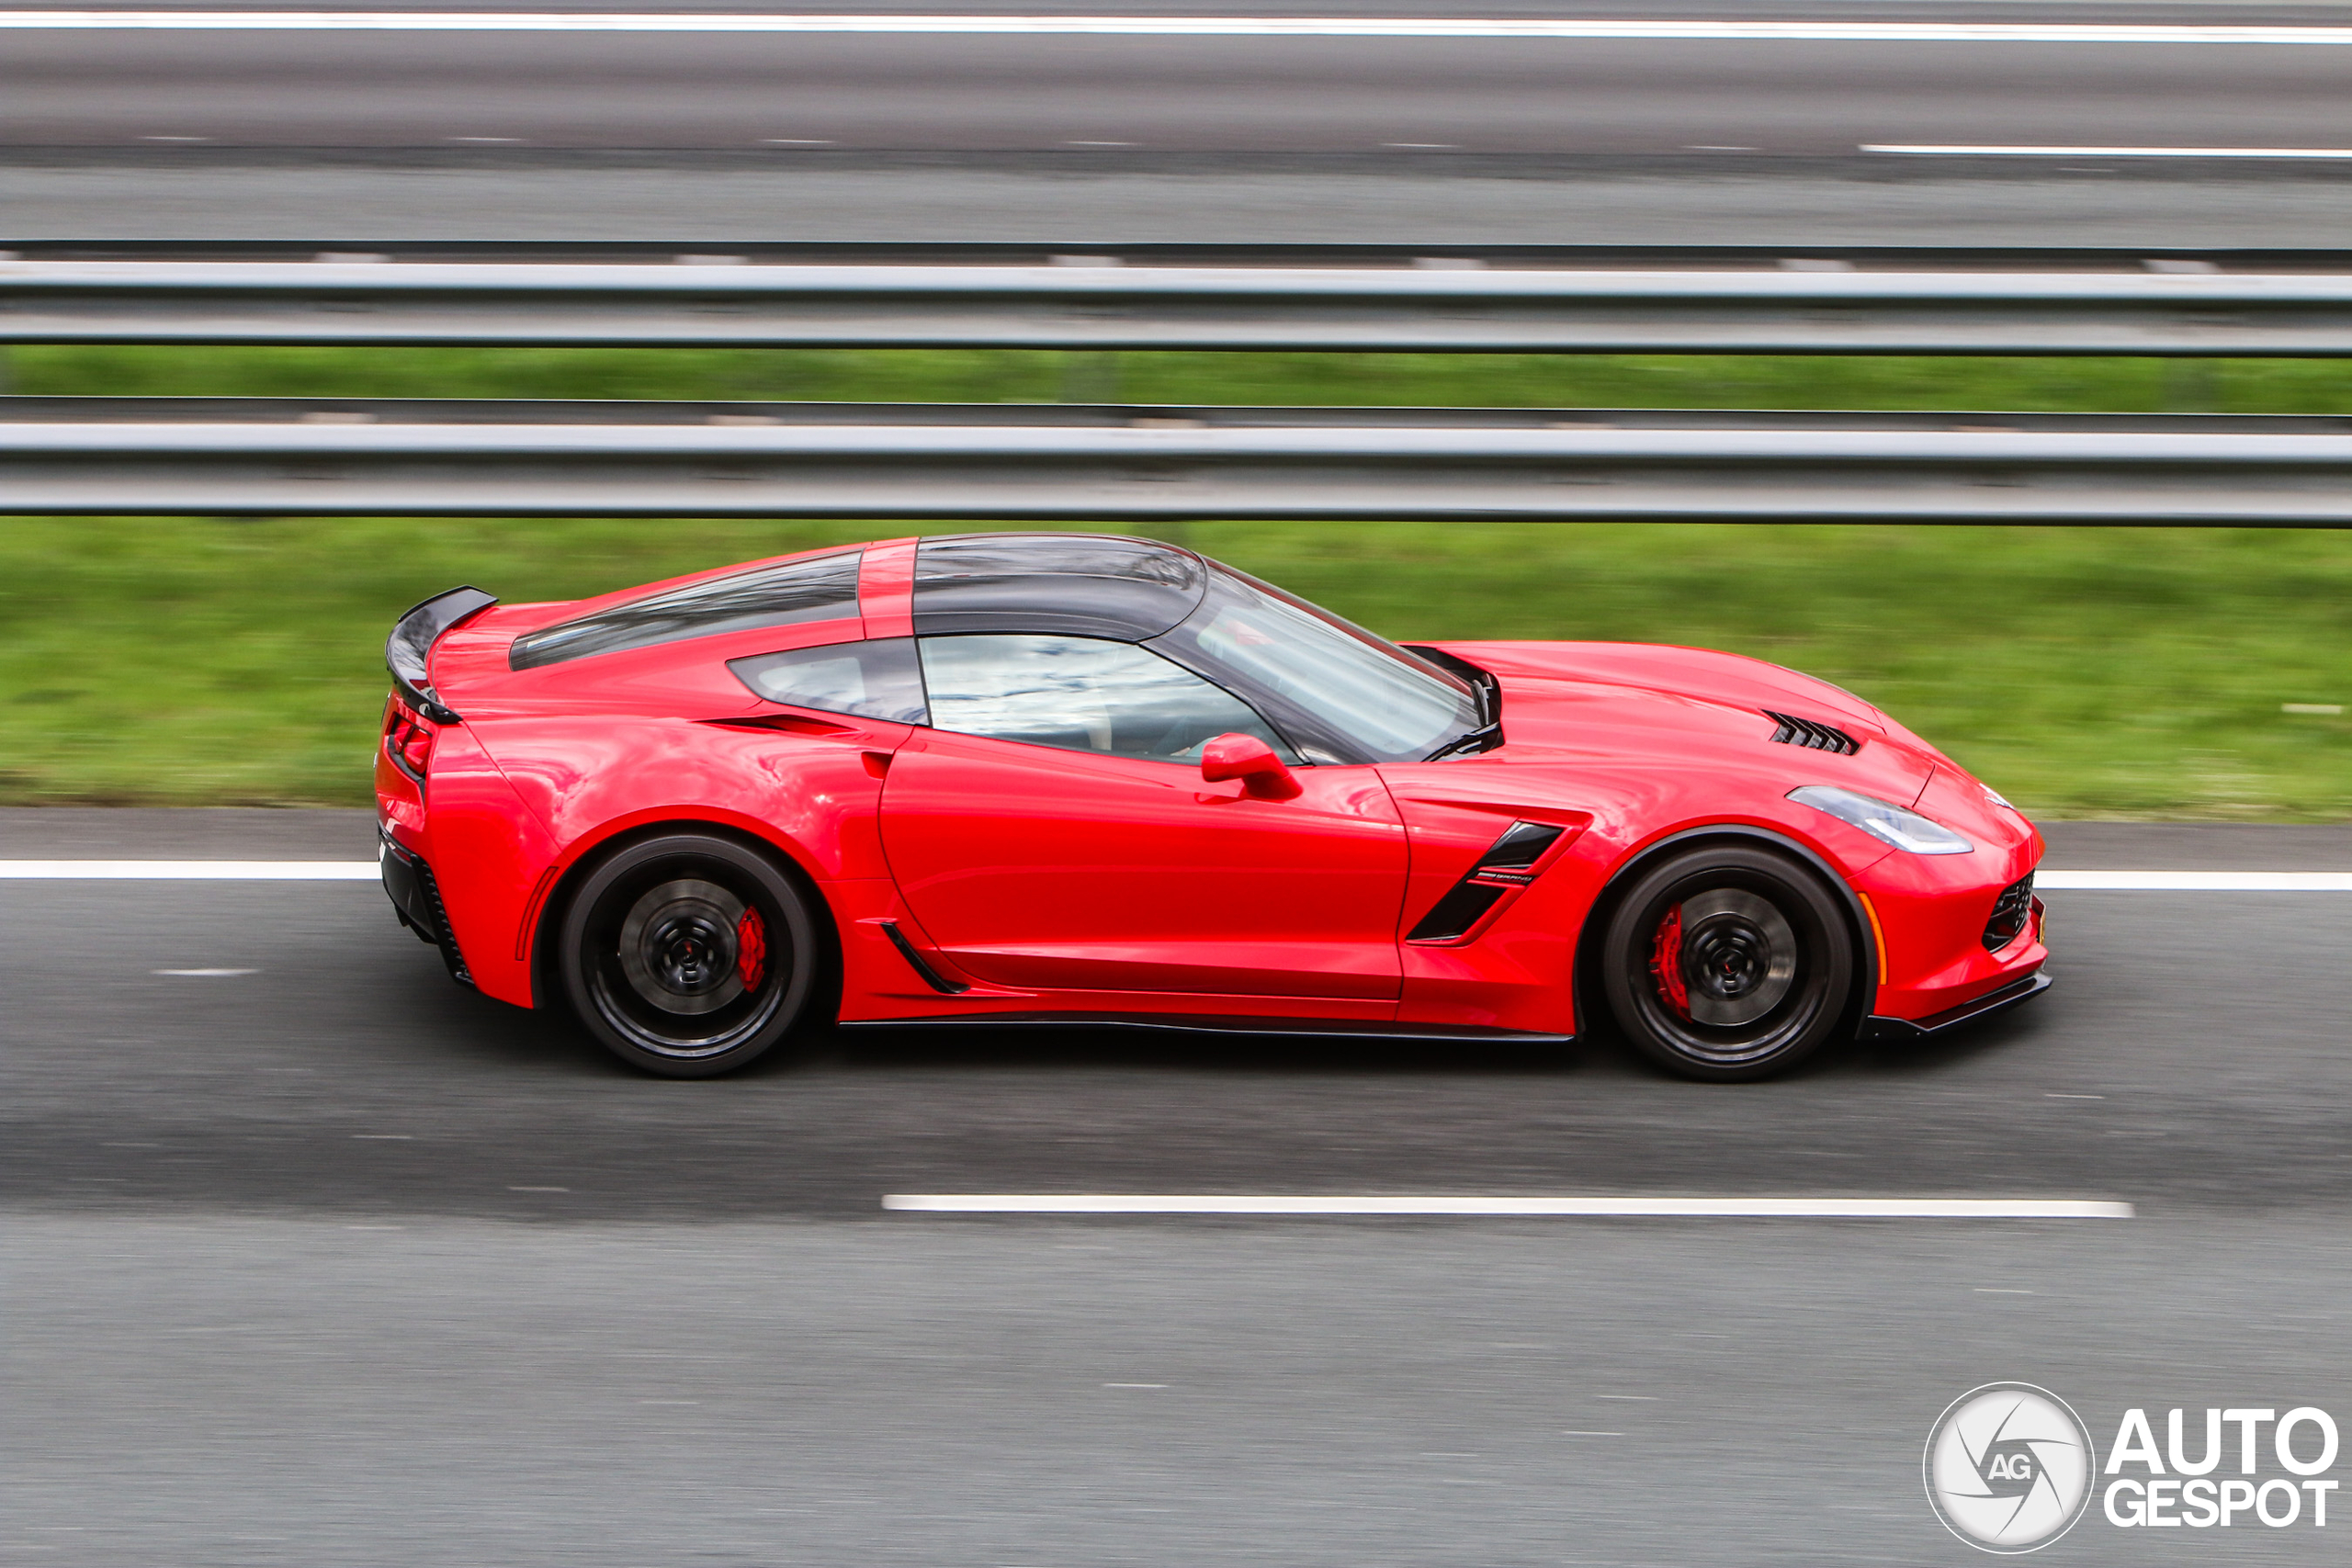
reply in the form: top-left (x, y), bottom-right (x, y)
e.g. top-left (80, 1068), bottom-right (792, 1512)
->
top-left (1408, 820), bottom-right (1570, 943)
top-left (881, 919), bottom-right (969, 995)
top-left (1764, 710), bottom-right (1860, 756)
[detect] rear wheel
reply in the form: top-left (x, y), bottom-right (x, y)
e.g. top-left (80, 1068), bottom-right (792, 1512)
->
top-left (1600, 843), bottom-right (1856, 1082)
top-left (560, 833), bottom-right (817, 1078)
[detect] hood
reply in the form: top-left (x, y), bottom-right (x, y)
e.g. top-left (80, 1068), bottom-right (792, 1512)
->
top-left (1432, 639), bottom-right (1941, 807)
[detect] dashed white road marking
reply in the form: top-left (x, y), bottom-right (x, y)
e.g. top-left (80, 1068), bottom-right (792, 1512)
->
top-left (1865, 143), bottom-right (2352, 157)
top-left (2, 861), bottom-right (379, 879)
top-left (883, 1194), bottom-right (2135, 1217)
top-left (2038, 869), bottom-right (2352, 890)
top-left (152, 967), bottom-right (257, 976)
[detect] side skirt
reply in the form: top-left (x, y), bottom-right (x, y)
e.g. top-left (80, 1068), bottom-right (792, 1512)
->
top-left (840, 1011), bottom-right (1573, 1046)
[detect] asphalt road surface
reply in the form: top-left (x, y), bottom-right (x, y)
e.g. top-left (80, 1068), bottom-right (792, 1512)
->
top-left (6, 809), bottom-right (2350, 1565)
top-left (6, 0), bottom-right (2351, 243)
top-left (13, 6), bottom-right (2352, 154)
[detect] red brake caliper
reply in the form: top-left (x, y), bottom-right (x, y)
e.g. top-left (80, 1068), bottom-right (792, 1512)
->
top-left (1649, 904), bottom-right (1690, 1018)
top-left (736, 906), bottom-right (768, 991)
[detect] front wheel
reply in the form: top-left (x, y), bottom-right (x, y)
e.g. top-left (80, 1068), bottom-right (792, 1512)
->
top-left (559, 833), bottom-right (819, 1078)
top-left (1599, 843), bottom-right (1857, 1082)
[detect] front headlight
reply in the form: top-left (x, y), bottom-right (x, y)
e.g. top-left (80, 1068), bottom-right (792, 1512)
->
top-left (1788, 784), bottom-right (1974, 855)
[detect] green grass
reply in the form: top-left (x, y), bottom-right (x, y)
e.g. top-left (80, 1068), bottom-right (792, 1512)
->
top-left (17, 343), bottom-right (2352, 413)
top-left (4, 516), bottom-right (2345, 817)
top-left (3, 345), bottom-right (2348, 817)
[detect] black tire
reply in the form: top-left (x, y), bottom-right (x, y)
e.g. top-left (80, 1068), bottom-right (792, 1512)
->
top-left (1599, 843), bottom-right (1857, 1082)
top-left (559, 832), bottom-right (819, 1078)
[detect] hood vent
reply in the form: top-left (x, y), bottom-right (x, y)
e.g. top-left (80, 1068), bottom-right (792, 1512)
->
top-left (1764, 710), bottom-right (1860, 756)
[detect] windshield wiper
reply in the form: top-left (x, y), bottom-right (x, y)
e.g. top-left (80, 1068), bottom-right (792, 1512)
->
top-left (1422, 723), bottom-right (1501, 762)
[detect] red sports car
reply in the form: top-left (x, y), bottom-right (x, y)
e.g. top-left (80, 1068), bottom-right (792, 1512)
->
top-left (377, 533), bottom-right (2046, 1081)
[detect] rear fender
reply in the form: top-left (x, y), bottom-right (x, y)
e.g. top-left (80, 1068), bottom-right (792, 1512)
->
top-left (526, 816), bottom-right (844, 1021)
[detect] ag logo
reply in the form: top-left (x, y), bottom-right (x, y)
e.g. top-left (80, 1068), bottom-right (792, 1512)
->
top-left (1925, 1382), bottom-right (2095, 1553)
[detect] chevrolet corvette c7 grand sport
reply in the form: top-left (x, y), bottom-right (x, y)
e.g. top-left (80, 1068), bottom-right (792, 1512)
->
top-left (377, 533), bottom-right (2048, 1081)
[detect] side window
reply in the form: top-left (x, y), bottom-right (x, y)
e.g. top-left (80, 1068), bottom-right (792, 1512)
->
top-left (918, 634), bottom-right (1293, 764)
top-left (729, 637), bottom-right (928, 724)
top-left (511, 550), bottom-right (861, 671)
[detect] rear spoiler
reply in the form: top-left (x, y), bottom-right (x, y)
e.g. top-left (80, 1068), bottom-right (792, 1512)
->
top-left (387, 586), bottom-right (497, 723)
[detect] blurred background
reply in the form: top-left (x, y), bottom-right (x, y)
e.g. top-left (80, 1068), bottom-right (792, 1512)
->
top-left (2, 0), bottom-right (2348, 817)
top-left (6, 6), bottom-right (2352, 1568)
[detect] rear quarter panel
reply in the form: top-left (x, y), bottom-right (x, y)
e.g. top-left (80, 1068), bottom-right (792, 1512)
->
top-left (426, 616), bottom-right (912, 1007)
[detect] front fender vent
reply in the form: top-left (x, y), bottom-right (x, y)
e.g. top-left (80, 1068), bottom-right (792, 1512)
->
top-left (1764, 710), bottom-right (1860, 756)
top-left (1407, 820), bottom-right (1571, 943)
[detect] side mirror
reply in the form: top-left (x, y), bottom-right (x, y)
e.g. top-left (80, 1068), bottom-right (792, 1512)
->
top-left (1200, 733), bottom-right (1302, 801)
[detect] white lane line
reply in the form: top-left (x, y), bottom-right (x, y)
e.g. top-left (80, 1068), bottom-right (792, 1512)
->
top-left (882, 1194), bottom-right (2134, 1217)
top-left (1864, 143), bottom-right (2352, 156)
top-left (0, 861), bottom-right (378, 879)
top-left (2038, 870), bottom-right (2352, 890)
top-left (152, 967), bottom-right (258, 976)
top-left (3, 13), bottom-right (2350, 42)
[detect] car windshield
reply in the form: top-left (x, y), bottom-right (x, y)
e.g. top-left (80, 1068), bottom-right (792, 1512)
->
top-left (1152, 567), bottom-right (1483, 764)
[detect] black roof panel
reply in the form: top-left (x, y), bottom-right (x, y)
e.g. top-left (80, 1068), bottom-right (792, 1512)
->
top-left (910, 534), bottom-right (1207, 640)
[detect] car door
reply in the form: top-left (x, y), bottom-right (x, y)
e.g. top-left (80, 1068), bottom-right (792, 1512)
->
top-left (879, 631), bottom-right (1409, 1000)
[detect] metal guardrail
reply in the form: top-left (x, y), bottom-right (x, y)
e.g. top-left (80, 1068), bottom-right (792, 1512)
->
top-left (7, 400), bottom-right (2349, 523)
top-left (8, 245), bottom-right (2352, 355)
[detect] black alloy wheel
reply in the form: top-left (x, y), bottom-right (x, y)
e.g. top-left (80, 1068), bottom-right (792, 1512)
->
top-left (559, 832), bottom-right (819, 1078)
top-left (1599, 843), bottom-right (1857, 1082)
